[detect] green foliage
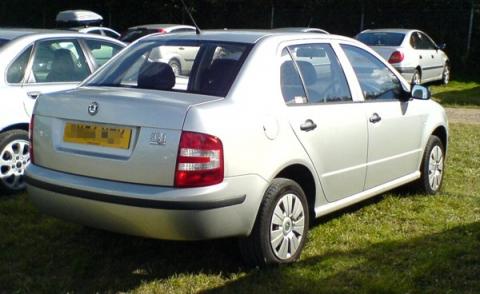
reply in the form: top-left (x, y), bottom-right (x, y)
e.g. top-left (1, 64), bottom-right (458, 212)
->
top-left (0, 123), bottom-right (479, 293)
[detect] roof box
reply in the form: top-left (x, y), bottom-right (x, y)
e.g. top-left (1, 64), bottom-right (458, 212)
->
top-left (56, 10), bottom-right (103, 27)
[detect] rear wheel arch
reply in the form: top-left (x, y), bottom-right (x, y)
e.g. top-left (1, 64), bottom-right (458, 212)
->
top-left (275, 164), bottom-right (316, 222)
top-left (1, 123), bottom-right (29, 133)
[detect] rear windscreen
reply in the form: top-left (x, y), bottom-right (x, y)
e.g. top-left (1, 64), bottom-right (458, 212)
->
top-left (86, 40), bottom-right (252, 97)
top-left (356, 32), bottom-right (406, 46)
top-left (0, 38), bottom-right (10, 48)
top-left (120, 29), bottom-right (159, 43)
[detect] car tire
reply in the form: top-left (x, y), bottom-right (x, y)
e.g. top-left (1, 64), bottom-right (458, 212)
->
top-left (412, 69), bottom-right (421, 85)
top-left (442, 64), bottom-right (450, 85)
top-left (415, 135), bottom-right (445, 195)
top-left (239, 178), bottom-right (309, 267)
top-left (169, 59), bottom-right (181, 76)
top-left (0, 130), bottom-right (30, 194)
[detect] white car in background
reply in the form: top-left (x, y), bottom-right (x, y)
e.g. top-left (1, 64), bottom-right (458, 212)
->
top-left (0, 28), bottom-right (125, 193)
top-left (356, 29), bottom-right (450, 85)
top-left (56, 10), bottom-right (121, 39)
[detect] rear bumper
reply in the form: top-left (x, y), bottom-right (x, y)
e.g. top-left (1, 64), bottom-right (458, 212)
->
top-left (393, 66), bottom-right (415, 82)
top-left (25, 164), bottom-right (267, 240)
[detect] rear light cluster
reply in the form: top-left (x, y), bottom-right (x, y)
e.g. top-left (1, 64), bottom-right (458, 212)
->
top-left (174, 131), bottom-right (224, 188)
top-left (388, 51), bottom-right (404, 64)
top-left (29, 115), bottom-right (34, 164)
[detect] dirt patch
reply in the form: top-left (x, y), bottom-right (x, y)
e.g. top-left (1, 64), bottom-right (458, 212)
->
top-left (445, 108), bottom-right (480, 124)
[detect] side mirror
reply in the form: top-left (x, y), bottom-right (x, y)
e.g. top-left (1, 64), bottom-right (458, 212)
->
top-left (411, 85), bottom-right (431, 100)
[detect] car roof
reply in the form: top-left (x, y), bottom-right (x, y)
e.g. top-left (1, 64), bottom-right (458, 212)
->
top-left (139, 29), bottom-right (352, 44)
top-left (128, 24), bottom-right (196, 30)
top-left (272, 27), bottom-right (329, 34)
top-left (360, 28), bottom-right (415, 34)
top-left (0, 28), bottom-right (72, 40)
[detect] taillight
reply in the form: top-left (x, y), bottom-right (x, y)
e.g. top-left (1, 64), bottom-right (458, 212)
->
top-left (388, 51), bottom-right (404, 64)
top-left (29, 115), bottom-right (34, 164)
top-left (175, 131), bottom-right (224, 188)
top-left (157, 28), bottom-right (166, 34)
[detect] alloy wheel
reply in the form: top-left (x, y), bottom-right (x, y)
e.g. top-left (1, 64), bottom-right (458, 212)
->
top-left (428, 145), bottom-right (443, 191)
top-left (0, 139), bottom-right (30, 191)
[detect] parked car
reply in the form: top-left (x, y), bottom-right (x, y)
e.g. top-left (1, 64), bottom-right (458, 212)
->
top-left (355, 29), bottom-right (450, 85)
top-left (0, 28), bottom-right (125, 193)
top-left (120, 24), bottom-right (196, 43)
top-left (272, 27), bottom-right (329, 34)
top-left (26, 30), bottom-right (448, 266)
top-left (56, 10), bottom-right (121, 39)
top-left (120, 24), bottom-right (197, 75)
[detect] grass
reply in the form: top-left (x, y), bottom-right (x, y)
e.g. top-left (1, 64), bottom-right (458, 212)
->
top-left (1, 123), bottom-right (479, 293)
top-left (430, 79), bottom-right (480, 108)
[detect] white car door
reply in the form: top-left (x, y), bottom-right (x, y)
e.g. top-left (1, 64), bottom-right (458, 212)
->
top-left (283, 43), bottom-right (368, 202)
top-left (22, 38), bottom-right (92, 116)
top-left (341, 44), bottom-right (426, 190)
top-left (418, 32), bottom-right (444, 81)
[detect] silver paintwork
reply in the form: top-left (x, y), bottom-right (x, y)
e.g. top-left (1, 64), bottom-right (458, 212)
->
top-left (26, 31), bottom-right (449, 240)
top-left (270, 193), bottom-right (305, 260)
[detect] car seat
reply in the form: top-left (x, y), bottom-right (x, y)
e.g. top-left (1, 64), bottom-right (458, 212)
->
top-left (137, 61), bottom-right (175, 90)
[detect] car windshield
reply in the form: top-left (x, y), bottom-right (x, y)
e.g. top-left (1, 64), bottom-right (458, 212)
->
top-left (0, 38), bottom-right (10, 48)
top-left (356, 32), bottom-right (405, 46)
top-left (86, 39), bottom-right (252, 97)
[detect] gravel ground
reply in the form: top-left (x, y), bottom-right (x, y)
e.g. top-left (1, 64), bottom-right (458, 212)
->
top-left (446, 108), bottom-right (480, 124)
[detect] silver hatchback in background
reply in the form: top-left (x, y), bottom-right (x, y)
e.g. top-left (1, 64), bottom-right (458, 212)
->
top-left (356, 29), bottom-right (450, 85)
top-left (26, 31), bottom-right (448, 266)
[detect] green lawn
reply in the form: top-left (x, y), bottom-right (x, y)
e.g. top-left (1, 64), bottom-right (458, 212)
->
top-left (431, 79), bottom-right (480, 108)
top-left (1, 123), bottom-right (479, 293)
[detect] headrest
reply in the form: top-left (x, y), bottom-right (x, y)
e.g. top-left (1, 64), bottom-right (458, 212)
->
top-left (137, 61), bottom-right (175, 90)
top-left (281, 60), bottom-right (317, 86)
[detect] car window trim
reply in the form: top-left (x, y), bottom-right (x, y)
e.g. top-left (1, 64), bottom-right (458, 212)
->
top-left (5, 43), bottom-right (34, 86)
top-left (26, 37), bottom-right (92, 85)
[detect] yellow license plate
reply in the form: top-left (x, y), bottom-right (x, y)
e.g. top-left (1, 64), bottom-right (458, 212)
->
top-left (63, 122), bottom-right (132, 149)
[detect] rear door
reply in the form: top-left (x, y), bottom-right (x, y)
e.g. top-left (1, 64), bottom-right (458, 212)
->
top-left (283, 42), bottom-right (368, 202)
top-left (21, 38), bottom-right (92, 116)
top-left (340, 44), bottom-right (426, 190)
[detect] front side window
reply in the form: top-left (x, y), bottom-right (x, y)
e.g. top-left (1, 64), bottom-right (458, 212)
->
top-left (85, 39), bottom-right (123, 67)
top-left (418, 33), bottom-right (437, 50)
top-left (342, 44), bottom-right (403, 101)
top-left (280, 43), bottom-right (352, 104)
top-left (7, 45), bottom-right (32, 84)
top-left (30, 39), bottom-right (90, 83)
top-left (86, 40), bottom-right (251, 97)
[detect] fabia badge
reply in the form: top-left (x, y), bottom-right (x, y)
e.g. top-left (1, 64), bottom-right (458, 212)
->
top-left (88, 102), bottom-right (99, 115)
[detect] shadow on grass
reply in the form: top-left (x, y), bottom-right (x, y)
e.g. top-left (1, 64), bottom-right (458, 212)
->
top-left (205, 222), bottom-right (480, 293)
top-left (1, 193), bottom-right (478, 293)
top-left (432, 86), bottom-right (480, 107)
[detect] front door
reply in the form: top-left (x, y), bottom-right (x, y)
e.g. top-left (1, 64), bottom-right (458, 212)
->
top-left (341, 44), bottom-right (426, 189)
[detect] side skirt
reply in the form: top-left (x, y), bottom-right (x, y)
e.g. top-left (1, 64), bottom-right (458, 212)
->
top-left (314, 171), bottom-right (421, 218)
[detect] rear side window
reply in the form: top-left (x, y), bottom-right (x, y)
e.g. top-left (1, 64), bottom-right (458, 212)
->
top-left (85, 39), bottom-right (123, 67)
top-left (341, 44), bottom-right (403, 101)
top-left (356, 32), bottom-right (405, 46)
top-left (280, 43), bottom-right (352, 104)
top-left (86, 40), bottom-right (251, 97)
top-left (30, 39), bottom-right (91, 83)
top-left (7, 45), bottom-right (32, 84)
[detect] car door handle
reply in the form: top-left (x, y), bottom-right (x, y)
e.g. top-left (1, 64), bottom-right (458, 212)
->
top-left (300, 119), bottom-right (317, 132)
top-left (431, 55), bottom-right (435, 58)
top-left (369, 113), bottom-right (382, 123)
top-left (179, 47), bottom-right (184, 50)
top-left (419, 55), bottom-right (423, 59)
top-left (27, 91), bottom-right (41, 99)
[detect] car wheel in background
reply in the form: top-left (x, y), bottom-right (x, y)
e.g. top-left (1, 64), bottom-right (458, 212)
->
top-left (442, 64), bottom-right (450, 85)
top-left (412, 69), bottom-right (421, 85)
top-left (169, 59), bottom-right (181, 76)
top-left (239, 178), bottom-right (309, 266)
top-left (0, 130), bottom-right (30, 194)
top-left (415, 135), bottom-right (445, 194)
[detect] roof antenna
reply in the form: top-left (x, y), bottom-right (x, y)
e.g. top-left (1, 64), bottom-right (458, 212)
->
top-left (179, 0), bottom-right (201, 35)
